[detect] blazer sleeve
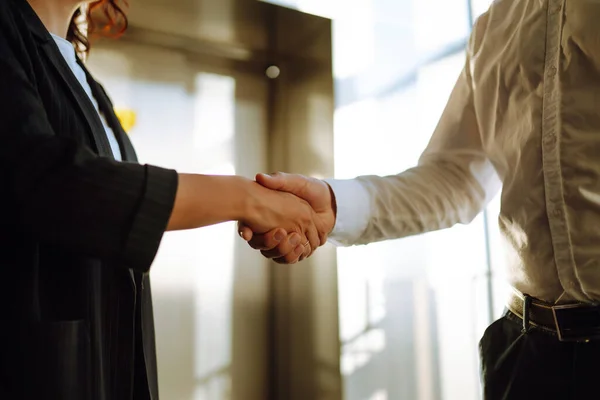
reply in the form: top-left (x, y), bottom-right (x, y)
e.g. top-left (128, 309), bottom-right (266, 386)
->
top-left (0, 16), bottom-right (178, 272)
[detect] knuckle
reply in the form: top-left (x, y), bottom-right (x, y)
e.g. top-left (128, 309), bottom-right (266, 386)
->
top-left (279, 244), bottom-right (293, 254)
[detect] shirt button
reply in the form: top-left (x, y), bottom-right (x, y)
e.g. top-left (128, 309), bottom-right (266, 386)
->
top-left (548, 66), bottom-right (557, 77)
top-left (551, 208), bottom-right (563, 218)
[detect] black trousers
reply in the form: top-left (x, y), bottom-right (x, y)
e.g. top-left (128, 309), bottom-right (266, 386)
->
top-left (479, 310), bottom-right (599, 400)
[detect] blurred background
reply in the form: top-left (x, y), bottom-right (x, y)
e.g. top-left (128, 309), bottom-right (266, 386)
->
top-left (87, 0), bottom-right (507, 399)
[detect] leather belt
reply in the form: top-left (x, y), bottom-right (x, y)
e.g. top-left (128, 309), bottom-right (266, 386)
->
top-left (507, 290), bottom-right (600, 342)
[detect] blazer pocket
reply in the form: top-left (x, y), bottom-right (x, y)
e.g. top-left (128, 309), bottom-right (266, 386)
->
top-left (0, 320), bottom-right (92, 400)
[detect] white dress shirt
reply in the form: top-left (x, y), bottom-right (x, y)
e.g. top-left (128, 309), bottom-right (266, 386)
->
top-left (327, 0), bottom-right (600, 305)
top-left (50, 33), bottom-right (122, 161)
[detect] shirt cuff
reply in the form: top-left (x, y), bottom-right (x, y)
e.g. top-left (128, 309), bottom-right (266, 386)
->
top-left (324, 178), bottom-right (371, 246)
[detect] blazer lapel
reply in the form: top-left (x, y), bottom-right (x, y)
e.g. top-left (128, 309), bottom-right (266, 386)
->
top-left (78, 60), bottom-right (139, 163)
top-left (40, 45), bottom-right (114, 158)
top-left (17, 0), bottom-right (113, 158)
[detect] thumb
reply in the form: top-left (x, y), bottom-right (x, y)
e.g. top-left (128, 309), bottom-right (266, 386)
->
top-left (256, 172), bottom-right (308, 197)
top-left (255, 172), bottom-right (284, 190)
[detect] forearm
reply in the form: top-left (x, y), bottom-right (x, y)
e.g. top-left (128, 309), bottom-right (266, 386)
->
top-left (330, 155), bottom-right (500, 246)
top-left (167, 173), bottom-right (251, 231)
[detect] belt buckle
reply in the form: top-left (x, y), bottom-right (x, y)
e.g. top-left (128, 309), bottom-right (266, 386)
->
top-left (552, 303), bottom-right (600, 342)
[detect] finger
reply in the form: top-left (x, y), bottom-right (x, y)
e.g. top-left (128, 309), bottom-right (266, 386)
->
top-left (237, 223), bottom-right (253, 241)
top-left (305, 223), bottom-right (320, 256)
top-left (299, 220), bottom-right (321, 261)
top-left (273, 245), bottom-right (305, 264)
top-left (260, 233), bottom-right (302, 259)
top-left (256, 172), bottom-right (309, 198)
top-left (296, 231), bottom-right (312, 262)
top-left (298, 240), bottom-right (311, 261)
top-left (247, 228), bottom-right (286, 250)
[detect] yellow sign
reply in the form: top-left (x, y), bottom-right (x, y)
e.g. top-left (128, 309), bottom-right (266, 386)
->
top-left (115, 108), bottom-right (137, 133)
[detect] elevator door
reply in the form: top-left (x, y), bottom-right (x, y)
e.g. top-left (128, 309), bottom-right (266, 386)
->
top-left (87, 38), bottom-right (271, 400)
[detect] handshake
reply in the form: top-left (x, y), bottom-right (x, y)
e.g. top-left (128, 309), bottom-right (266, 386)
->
top-left (237, 172), bottom-right (337, 264)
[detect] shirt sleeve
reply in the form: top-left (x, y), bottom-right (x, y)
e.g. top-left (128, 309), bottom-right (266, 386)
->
top-left (324, 14), bottom-right (501, 247)
top-left (0, 11), bottom-right (178, 273)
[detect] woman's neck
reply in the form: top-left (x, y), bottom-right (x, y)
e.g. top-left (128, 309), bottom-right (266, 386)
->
top-left (28, 0), bottom-right (81, 38)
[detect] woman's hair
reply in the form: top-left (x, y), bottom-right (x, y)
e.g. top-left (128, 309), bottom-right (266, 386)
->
top-left (67, 0), bottom-right (128, 56)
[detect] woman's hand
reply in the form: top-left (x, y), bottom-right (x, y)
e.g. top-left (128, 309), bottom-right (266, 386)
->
top-left (165, 174), bottom-right (320, 263)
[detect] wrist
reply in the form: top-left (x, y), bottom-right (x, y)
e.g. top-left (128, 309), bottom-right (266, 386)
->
top-left (234, 176), bottom-right (258, 222)
top-left (169, 174), bottom-right (254, 231)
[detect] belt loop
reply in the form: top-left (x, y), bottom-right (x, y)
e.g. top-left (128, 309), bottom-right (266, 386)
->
top-left (522, 294), bottom-right (532, 333)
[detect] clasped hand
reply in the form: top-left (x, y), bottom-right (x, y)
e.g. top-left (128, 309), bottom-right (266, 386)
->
top-left (238, 173), bottom-right (336, 264)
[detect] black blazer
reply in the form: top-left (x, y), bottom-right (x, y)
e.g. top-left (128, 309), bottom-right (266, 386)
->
top-left (0, 1), bottom-right (178, 399)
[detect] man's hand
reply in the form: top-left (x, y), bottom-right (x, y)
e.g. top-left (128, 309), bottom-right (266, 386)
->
top-left (238, 172), bottom-right (337, 263)
top-left (237, 177), bottom-right (325, 264)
